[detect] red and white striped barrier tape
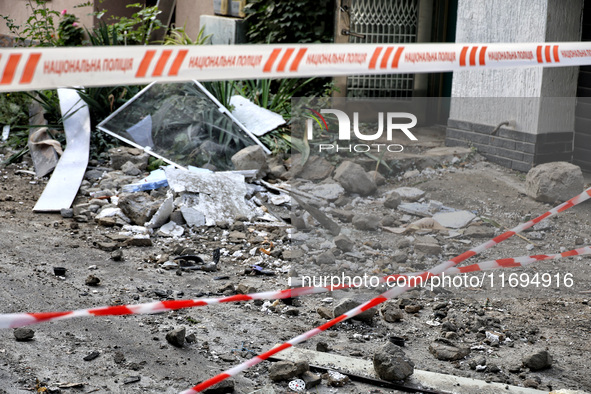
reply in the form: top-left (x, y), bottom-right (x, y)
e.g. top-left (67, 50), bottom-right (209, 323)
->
top-left (180, 187), bottom-right (591, 393)
top-left (1, 42), bottom-right (591, 92)
top-left (1, 245), bottom-right (589, 330)
top-left (390, 245), bottom-right (591, 278)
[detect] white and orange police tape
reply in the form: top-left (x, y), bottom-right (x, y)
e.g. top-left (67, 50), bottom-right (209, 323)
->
top-left (1, 42), bottom-right (591, 92)
top-left (1, 244), bottom-right (590, 330)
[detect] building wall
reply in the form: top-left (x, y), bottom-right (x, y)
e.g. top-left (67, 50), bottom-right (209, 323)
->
top-left (0, 0), bottom-right (95, 37)
top-left (97, 1), bottom-right (146, 25)
top-left (0, 0), bottom-right (211, 41)
top-left (446, 0), bottom-right (584, 171)
top-left (176, 0), bottom-right (214, 39)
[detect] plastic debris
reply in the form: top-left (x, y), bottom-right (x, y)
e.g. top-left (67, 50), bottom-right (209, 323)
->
top-left (230, 95), bottom-right (286, 137)
top-left (33, 88), bottom-right (91, 212)
top-left (95, 207), bottom-right (131, 224)
top-left (157, 221), bottom-right (184, 237)
top-left (1, 125), bottom-right (9, 141)
top-left (288, 378), bottom-right (306, 392)
top-left (121, 169), bottom-right (168, 193)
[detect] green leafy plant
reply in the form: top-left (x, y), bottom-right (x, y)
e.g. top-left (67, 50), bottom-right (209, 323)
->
top-left (1, 0), bottom-right (63, 47)
top-left (0, 93), bottom-right (32, 128)
top-left (243, 0), bottom-right (334, 96)
top-left (163, 25), bottom-right (212, 46)
top-left (244, 0), bottom-right (334, 44)
top-left (201, 81), bottom-right (237, 111)
top-left (28, 90), bottom-right (62, 127)
top-left (85, 20), bottom-right (119, 46)
top-left (89, 3), bottom-right (163, 45)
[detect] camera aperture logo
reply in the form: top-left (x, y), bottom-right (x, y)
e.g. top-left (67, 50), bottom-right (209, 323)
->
top-left (305, 107), bottom-right (418, 153)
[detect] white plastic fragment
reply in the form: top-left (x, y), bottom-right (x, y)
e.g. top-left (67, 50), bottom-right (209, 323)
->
top-left (2, 125), bottom-right (10, 141)
top-left (120, 225), bottom-right (150, 236)
top-left (158, 221), bottom-right (184, 237)
top-left (230, 95), bottom-right (286, 136)
top-left (33, 88), bottom-right (91, 212)
top-left (95, 207), bottom-right (131, 223)
top-left (270, 194), bottom-right (291, 205)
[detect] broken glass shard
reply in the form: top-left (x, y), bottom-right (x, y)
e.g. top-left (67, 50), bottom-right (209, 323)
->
top-left (97, 81), bottom-right (270, 171)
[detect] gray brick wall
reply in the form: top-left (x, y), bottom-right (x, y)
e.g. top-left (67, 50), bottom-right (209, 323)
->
top-left (446, 119), bottom-right (574, 172)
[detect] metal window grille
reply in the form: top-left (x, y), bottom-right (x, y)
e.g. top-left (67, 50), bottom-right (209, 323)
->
top-left (347, 0), bottom-right (418, 98)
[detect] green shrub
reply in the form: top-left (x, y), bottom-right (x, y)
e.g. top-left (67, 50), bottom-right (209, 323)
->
top-left (244, 0), bottom-right (334, 44)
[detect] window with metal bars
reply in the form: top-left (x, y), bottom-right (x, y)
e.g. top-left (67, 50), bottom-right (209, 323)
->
top-left (346, 0), bottom-right (418, 98)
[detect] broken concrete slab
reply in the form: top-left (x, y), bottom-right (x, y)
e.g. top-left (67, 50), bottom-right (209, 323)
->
top-left (464, 225), bottom-right (496, 238)
top-left (334, 234), bottom-right (354, 252)
top-left (27, 101), bottom-right (60, 178)
top-left (165, 167), bottom-right (254, 226)
top-left (296, 155), bottom-right (334, 181)
top-left (384, 192), bottom-right (402, 209)
top-left (333, 298), bottom-right (375, 323)
top-left (380, 301), bottom-right (404, 322)
top-left (118, 193), bottom-right (161, 226)
top-left (268, 360), bottom-right (307, 382)
top-left (95, 207), bottom-right (131, 225)
top-left (352, 214), bottom-right (380, 231)
top-left (414, 235), bottom-right (442, 255)
top-left (297, 183), bottom-right (344, 202)
top-left (394, 187), bottom-right (426, 202)
top-left (109, 147), bottom-right (150, 171)
top-left (398, 202), bottom-right (440, 217)
top-left (292, 195), bottom-right (340, 236)
top-left (28, 127), bottom-right (62, 178)
top-left (145, 192), bottom-right (173, 229)
top-left (525, 162), bottom-right (584, 203)
top-left (522, 350), bottom-right (552, 371)
top-left (432, 210), bottom-right (476, 229)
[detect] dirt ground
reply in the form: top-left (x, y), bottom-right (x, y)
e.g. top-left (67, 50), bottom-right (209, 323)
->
top-left (0, 134), bottom-right (590, 394)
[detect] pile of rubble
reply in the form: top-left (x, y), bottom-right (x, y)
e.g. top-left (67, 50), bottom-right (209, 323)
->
top-left (2, 131), bottom-right (590, 393)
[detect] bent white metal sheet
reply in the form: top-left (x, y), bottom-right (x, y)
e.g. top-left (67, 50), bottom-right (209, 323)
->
top-left (33, 88), bottom-right (90, 212)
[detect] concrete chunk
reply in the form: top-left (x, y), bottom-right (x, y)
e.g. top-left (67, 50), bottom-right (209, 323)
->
top-left (525, 162), bottom-right (583, 203)
top-left (165, 167), bottom-right (254, 225)
top-left (333, 161), bottom-right (377, 196)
